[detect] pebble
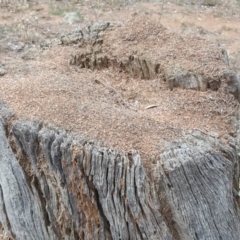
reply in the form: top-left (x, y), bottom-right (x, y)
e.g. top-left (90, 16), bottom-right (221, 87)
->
top-left (0, 68), bottom-right (7, 76)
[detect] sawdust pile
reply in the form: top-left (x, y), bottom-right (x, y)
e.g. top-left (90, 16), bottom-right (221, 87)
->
top-left (0, 15), bottom-right (238, 157)
top-left (103, 15), bottom-right (228, 78)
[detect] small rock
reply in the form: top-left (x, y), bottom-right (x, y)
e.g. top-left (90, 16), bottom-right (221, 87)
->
top-left (64, 12), bottom-right (83, 25)
top-left (0, 68), bottom-right (7, 76)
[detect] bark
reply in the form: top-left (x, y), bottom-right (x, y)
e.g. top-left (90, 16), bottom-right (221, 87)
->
top-left (0, 106), bottom-right (239, 239)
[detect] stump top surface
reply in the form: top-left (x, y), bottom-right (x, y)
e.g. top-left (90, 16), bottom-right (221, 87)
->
top-left (0, 3), bottom-right (239, 156)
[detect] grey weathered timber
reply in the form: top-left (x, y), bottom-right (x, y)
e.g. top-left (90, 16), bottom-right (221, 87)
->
top-left (0, 106), bottom-right (240, 239)
top-left (0, 119), bottom-right (50, 240)
top-left (158, 135), bottom-right (240, 240)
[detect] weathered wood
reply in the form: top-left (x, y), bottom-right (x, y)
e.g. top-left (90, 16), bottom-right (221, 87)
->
top-left (0, 109), bottom-right (239, 239)
top-left (158, 136), bottom-right (240, 240)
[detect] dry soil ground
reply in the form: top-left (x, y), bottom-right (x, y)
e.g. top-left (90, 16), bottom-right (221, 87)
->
top-left (0, 0), bottom-right (240, 160)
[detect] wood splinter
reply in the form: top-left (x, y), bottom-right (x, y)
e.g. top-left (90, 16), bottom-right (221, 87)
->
top-left (94, 78), bottom-right (137, 111)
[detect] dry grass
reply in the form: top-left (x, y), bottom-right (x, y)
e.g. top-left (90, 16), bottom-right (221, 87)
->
top-left (49, 1), bottom-right (78, 15)
top-left (221, 25), bottom-right (239, 32)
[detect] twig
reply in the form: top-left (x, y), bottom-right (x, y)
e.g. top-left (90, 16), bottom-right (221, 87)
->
top-left (157, 127), bottom-right (183, 133)
top-left (222, 103), bottom-right (239, 118)
top-left (192, 128), bottom-right (217, 138)
top-left (94, 79), bottom-right (137, 111)
top-left (159, 0), bottom-right (165, 24)
top-left (145, 105), bottom-right (158, 109)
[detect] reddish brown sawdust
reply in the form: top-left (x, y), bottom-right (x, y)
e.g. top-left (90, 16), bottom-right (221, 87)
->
top-left (0, 6), bottom-right (239, 157)
top-left (0, 43), bottom-right (236, 157)
top-left (102, 15), bottom-right (228, 78)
